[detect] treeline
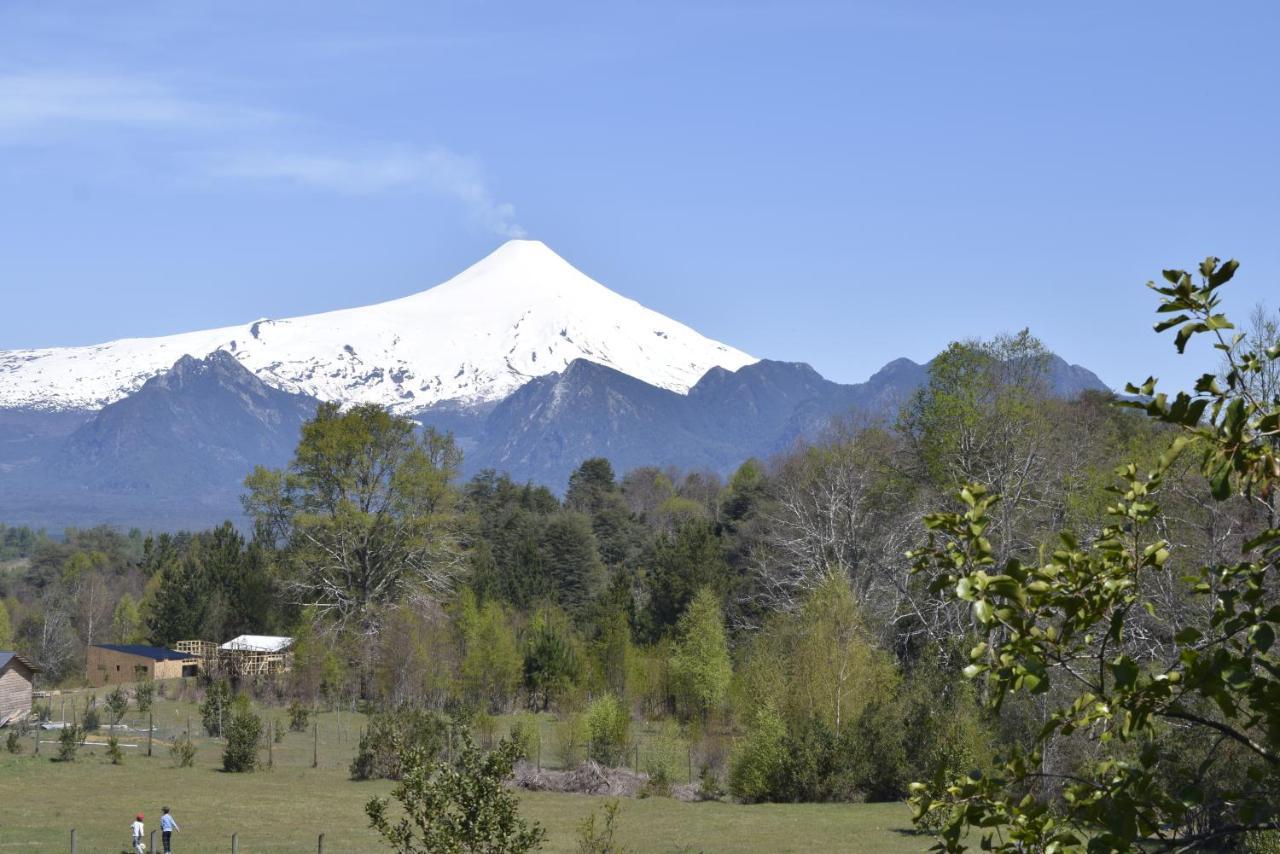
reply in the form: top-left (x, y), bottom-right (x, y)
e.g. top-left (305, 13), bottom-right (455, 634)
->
top-left (1, 318), bottom-right (1275, 814)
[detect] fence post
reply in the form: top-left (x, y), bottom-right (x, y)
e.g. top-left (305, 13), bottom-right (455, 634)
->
top-left (312, 721), bottom-right (318, 768)
top-left (269, 720), bottom-right (274, 768)
top-left (318, 832), bottom-right (325, 853)
top-left (69, 828), bottom-right (76, 853)
top-left (231, 831), bottom-right (238, 853)
top-left (33, 724), bottom-right (38, 755)
top-left (688, 745), bottom-right (693, 784)
top-left (150, 830), bottom-right (157, 852)
top-left (148, 710), bottom-right (153, 757)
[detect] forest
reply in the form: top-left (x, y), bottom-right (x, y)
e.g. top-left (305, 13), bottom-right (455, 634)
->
top-left (1, 261), bottom-right (1277, 852)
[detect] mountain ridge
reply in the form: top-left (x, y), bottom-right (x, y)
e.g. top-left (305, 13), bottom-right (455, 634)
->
top-left (0, 240), bottom-right (756, 413)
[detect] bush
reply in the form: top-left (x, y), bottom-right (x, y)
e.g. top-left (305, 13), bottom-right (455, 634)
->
top-left (639, 719), bottom-right (686, 784)
top-left (222, 696), bottom-right (263, 773)
top-left (366, 732), bottom-right (545, 854)
top-left (584, 694), bottom-right (628, 767)
top-left (576, 799), bottom-right (630, 853)
top-left (106, 734), bottom-right (124, 765)
top-left (697, 765), bottom-right (723, 801)
top-left (135, 681), bottom-right (154, 714)
top-left (81, 703), bottom-right (100, 732)
top-left (507, 712), bottom-right (540, 762)
top-left (56, 724), bottom-right (81, 762)
top-left (288, 699), bottom-right (311, 733)
top-left (201, 679), bottom-right (233, 737)
top-left (5, 729), bottom-right (21, 754)
top-left (554, 712), bottom-right (586, 769)
top-left (105, 687), bottom-right (130, 726)
top-left (351, 707), bottom-right (448, 781)
top-left (475, 710), bottom-right (498, 749)
top-left (170, 733), bottom-right (197, 767)
top-left (639, 765), bottom-right (672, 799)
top-left (728, 705), bottom-right (787, 803)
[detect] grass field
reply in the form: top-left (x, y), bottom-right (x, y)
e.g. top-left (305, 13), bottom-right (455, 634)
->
top-left (0, 687), bottom-right (926, 853)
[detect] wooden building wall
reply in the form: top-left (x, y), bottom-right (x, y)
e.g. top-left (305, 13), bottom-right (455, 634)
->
top-left (0, 662), bottom-right (35, 722)
top-left (86, 647), bottom-right (196, 688)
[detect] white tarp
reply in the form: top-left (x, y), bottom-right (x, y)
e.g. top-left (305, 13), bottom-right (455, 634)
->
top-left (219, 635), bottom-right (293, 653)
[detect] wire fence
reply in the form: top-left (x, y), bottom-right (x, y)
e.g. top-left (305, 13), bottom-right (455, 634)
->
top-left (67, 827), bottom-right (328, 853)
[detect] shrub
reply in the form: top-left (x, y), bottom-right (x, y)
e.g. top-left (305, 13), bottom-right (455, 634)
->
top-left (222, 695), bottom-right (263, 773)
top-left (697, 765), bottom-right (723, 801)
top-left (81, 703), bottom-right (100, 732)
top-left (728, 705), bottom-right (787, 803)
top-left (507, 712), bottom-right (540, 762)
top-left (288, 699), bottom-right (311, 733)
top-left (106, 734), bottom-right (124, 765)
top-left (366, 732), bottom-right (545, 854)
top-left (554, 712), bottom-right (586, 769)
top-left (56, 724), bottom-right (81, 762)
top-left (640, 719), bottom-right (686, 784)
top-left (576, 799), bottom-right (630, 853)
top-left (639, 765), bottom-right (671, 799)
top-left (351, 707), bottom-right (448, 781)
top-left (5, 729), bottom-right (21, 754)
top-left (201, 679), bottom-right (232, 737)
top-left (135, 680), bottom-right (154, 714)
top-left (584, 694), bottom-right (628, 767)
top-left (170, 733), bottom-right (197, 767)
top-left (475, 710), bottom-right (498, 749)
top-left (105, 687), bottom-right (130, 726)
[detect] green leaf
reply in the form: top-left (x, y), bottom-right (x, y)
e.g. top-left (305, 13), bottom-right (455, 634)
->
top-left (1250, 623), bottom-right (1275, 653)
top-left (1174, 627), bottom-right (1202, 645)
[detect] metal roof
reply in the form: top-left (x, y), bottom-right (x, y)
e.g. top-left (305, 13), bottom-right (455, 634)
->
top-left (92, 644), bottom-right (195, 661)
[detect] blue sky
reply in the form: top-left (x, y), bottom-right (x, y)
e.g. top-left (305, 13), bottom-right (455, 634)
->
top-left (1, 2), bottom-right (1276, 393)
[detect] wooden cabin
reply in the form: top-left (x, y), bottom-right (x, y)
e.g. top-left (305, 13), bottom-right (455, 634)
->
top-left (0, 652), bottom-right (40, 725)
top-left (86, 644), bottom-right (198, 688)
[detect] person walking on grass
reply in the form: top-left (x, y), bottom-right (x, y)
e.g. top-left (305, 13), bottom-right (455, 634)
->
top-left (130, 813), bottom-right (146, 854)
top-left (159, 806), bottom-right (179, 852)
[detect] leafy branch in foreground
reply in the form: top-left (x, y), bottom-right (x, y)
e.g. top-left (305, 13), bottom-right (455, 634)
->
top-left (908, 257), bottom-right (1280, 852)
top-left (367, 730), bottom-right (545, 853)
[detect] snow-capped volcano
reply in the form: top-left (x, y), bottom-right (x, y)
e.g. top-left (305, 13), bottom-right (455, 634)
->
top-left (0, 240), bottom-right (757, 413)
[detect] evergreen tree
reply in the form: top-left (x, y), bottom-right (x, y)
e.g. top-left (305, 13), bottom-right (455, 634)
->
top-left (646, 519), bottom-right (730, 635)
top-left (540, 512), bottom-right (603, 615)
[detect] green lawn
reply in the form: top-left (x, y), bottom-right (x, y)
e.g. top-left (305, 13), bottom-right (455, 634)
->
top-left (0, 688), bottom-right (926, 853)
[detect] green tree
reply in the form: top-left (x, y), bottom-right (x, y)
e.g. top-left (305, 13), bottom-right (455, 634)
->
top-left (366, 732), bottom-right (546, 854)
top-left (646, 520), bottom-right (730, 635)
top-left (909, 258), bottom-right (1280, 851)
top-left (222, 695), bottom-right (263, 772)
top-left (461, 600), bottom-right (522, 712)
top-left (540, 513), bottom-right (604, 615)
top-left (0, 600), bottom-right (12, 649)
top-left (200, 679), bottom-right (233, 737)
top-left (110, 594), bottom-right (143, 644)
top-left (243, 403), bottom-right (462, 634)
top-left (522, 607), bottom-right (583, 711)
top-left (104, 686), bottom-right (130, 726)
top-left (668, 588), bottom-right (731, 721)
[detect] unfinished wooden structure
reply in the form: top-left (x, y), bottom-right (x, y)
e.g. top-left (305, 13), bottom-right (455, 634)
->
top-left (86, 644), bottom-right (198, 688)
top-left (176, 635), bottom-right (294, 679)
top-left (0, 652), bottom-right (40, 725)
